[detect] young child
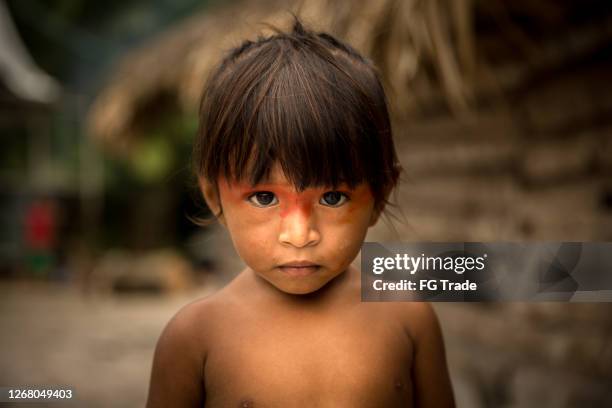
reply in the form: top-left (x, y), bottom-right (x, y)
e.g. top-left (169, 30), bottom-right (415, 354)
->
top-left (146, 19), bottom-right (455, 408)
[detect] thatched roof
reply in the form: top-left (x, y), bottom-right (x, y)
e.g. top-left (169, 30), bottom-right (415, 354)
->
top-left (87, 0), bottom-right (477, 151)
top-left (87, 0), bottom-right (612, 153)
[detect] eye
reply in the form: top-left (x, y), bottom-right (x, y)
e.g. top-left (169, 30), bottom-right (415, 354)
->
top-left (247, 191), bottom-right (278, 207)
top-left (320, 191), bottom-right (349, 207)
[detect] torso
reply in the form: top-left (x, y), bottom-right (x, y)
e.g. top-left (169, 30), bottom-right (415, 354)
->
top-left (197, 268), bottom-right (415, 408)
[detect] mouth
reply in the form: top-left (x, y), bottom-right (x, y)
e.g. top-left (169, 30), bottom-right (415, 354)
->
top-left (278, 261), bottom-right (320, 277)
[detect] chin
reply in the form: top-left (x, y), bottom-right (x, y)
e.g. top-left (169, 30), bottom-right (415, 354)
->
top-left (264, 279), bottom-right (321, 295)
top-left (280, 283), bottom-right (325, 295)
top-left (255, 267), bottom-right (343, 295)
top-left (267, 275), bottom-right (333, 295)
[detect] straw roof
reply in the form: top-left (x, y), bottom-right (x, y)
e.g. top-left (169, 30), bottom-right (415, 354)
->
top-left (87, 0), bottom-right (480, 151)
top-left (87, 0), bottom-right (612, 152)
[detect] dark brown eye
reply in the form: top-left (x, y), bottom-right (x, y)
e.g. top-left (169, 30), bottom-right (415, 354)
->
top-left (248, 192), bottom-right (277, 207)
top-left (320, 191), bottom-right (348, 207)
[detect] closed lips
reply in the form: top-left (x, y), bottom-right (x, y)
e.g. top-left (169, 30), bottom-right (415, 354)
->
top-left (279, 261), bottom-right (318, 267)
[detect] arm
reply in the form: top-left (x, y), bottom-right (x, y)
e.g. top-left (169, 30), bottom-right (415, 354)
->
top-left (146, 303), bottom-right (206, 408)
top-left (410, 303), bottom-right (455, 408)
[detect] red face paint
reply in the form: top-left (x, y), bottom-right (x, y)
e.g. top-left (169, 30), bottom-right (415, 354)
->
top-left (217, 173), bottom-right (375, 224)
top-left (277, 189), bottom-right (317, 219)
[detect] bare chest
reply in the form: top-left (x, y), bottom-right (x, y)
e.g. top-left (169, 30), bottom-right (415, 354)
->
top-left (204, 309), bottom-right (414, 408)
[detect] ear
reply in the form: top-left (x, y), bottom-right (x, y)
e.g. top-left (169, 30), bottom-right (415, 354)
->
top-left (198, 177), bottom-right (226, 226)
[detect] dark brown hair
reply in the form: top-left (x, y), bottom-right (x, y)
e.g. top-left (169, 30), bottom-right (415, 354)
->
top-left (193, 18), bottom-right (401, 217)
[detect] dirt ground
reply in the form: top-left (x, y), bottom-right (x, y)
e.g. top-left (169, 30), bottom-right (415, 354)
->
top-left (0, 281), bottom-right (217, 408)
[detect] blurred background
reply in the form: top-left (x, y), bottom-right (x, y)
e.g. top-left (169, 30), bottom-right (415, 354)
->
top-left (1, 0), bottom-right (612, 406)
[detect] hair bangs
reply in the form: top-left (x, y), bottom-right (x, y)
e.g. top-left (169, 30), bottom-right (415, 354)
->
top-left (222, 46), bottom-right (383, 194)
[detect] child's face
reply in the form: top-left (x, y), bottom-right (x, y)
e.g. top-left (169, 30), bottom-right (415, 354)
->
top-left (203, 163), bottom-right (379, 295)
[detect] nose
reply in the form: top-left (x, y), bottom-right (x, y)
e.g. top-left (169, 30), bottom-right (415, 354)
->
top-left (278, 206), bottom-right (321, 248)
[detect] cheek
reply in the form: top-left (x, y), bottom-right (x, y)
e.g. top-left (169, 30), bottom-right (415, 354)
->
top-left (224, 207), bottom-right (275, 247)
top-left (319, 205), bottom-right (374, 262)
top-left (227, 223), bottom-right (277, 270)
top-left (235, 236), bottom-right (273, 265)
top-left (326, 187), bottom-right (376, 226)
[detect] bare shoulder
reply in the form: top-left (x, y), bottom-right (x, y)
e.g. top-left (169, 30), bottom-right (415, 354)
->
top-left (162, 287), bottom-right (236, 344)
top-left (146, 290), bottom-right (235, 407)
top-left (157, 282), bottom-right (248, 367)
top-left (173, 292), bottom-right (226, 323)
top-left (383, 301), bottom-right (441, 342)
top-left (154, 296), bottom-right (215, 363)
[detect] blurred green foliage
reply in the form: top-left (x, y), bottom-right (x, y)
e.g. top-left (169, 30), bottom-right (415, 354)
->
top-left (105, 113), bottom-right (198, 187)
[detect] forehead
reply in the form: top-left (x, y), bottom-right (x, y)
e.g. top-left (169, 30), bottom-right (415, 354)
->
top-left (218, 162), bottom-right (289, 187)
top-left (257, 163), bottom-right (291, 185)
top-left (226, 162), bottom-right (364, 190)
